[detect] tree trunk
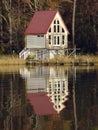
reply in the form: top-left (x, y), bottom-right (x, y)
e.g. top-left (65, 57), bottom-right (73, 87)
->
top-left (72, 0), bottom-right (77, 48)
top-left (9, 0), bottom-right (12, 54)
top-left (0, 0), bottom-right (3, 48)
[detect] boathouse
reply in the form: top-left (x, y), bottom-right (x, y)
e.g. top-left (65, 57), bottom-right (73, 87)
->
top-left (19, 10), bottom-right (69, 60)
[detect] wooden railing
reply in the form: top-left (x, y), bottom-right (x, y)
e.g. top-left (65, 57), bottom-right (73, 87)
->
top-left (19, 48), bottom-right (30, 59)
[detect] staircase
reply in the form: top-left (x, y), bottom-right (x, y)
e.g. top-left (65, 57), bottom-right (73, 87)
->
top-left (19, 48), bottom-right (30, 59)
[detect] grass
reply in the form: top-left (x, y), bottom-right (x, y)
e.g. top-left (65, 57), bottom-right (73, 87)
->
top-left (40, 54), bottom-right (98, 66)
top-left (0, 55), bottom-right (26, 65)
top-left (0, 54), bottom-right (98, 66)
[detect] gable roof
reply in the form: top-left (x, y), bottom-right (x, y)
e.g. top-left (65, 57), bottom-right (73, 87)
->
top-left (25, 10), bottom-right (58, 35)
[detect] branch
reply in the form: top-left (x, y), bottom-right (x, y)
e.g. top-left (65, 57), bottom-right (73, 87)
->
top-left (0, 14), bottom-right (8, 24)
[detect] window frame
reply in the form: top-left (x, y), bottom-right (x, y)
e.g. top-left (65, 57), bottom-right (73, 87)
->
top-left (54, 35), bottom-right (60, 46)
top-left (53, 19), bottom-right (60, 33)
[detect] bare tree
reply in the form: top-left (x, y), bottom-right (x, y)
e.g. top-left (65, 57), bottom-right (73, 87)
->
top-left (4, 0), bottom-right (13, 53)
top-left (0, 0), bottom-right (3, 50)
top-left (72, 0), bottom-right (76, 48)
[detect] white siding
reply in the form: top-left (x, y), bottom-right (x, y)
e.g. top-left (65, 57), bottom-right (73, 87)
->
top-left (26, 35), bottom-right (45, 48)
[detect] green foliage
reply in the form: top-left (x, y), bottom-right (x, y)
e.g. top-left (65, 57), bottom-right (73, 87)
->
top-left (26, 54), bottom-right (35, 60)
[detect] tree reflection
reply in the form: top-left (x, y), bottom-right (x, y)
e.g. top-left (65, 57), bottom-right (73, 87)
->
top-left (0, 73), bottom-right (35, 130)
top-left (62, 67), bottom-right (98, 130)
top-left (0, 66), bottom-right (98, 130)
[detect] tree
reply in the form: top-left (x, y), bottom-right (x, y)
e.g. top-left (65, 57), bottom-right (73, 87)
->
top-left (0, 0), bottom-right (97, 54)
top-left (75, 0), bottom-right (98, 53)
top-left (72, 0), bottom-right (76, 48)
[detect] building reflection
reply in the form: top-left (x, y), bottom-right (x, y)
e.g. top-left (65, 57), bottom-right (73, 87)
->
top-left (20, 66), bottom-right (69, 115)
top-left (0, 66), bottom-right (98, 130)
top-left (46, 67), bottom-right (69, 114)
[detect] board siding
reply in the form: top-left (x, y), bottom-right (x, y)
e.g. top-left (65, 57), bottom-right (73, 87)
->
top-left (26, 35), bottom-right (45, 48)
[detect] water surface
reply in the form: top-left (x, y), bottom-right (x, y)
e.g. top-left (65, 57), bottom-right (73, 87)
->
top-left (0, 66), bottom-right (98, 130)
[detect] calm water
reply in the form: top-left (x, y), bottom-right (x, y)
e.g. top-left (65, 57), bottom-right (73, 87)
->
top-left (0, 66), bottom-right (98, 130)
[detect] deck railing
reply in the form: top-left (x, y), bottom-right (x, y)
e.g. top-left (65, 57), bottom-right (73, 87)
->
top-left (19, 48), bottom-right (30, 59)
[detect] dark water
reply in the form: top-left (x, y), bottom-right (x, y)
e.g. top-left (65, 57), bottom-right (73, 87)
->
top-left (0, 66), bottom-right (98, 130)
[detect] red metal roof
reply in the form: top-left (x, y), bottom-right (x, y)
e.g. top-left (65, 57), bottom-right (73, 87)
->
top-left (27, 92), bottom-right (58, 116)
top-left (25, 10), bottom-right (58, 35)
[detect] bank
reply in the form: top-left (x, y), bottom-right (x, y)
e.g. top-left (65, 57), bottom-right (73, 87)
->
top-left (26, 55), bottom-right (98, 66)
top-left (0, 55), bottom-right (98, 66)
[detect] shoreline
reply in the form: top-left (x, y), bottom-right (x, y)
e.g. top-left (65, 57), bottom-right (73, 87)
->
top-left (26, 60), bottom-right (97, 66)
top-left (26, 55), bottom-right (98, 66)
top-left (0, 55), bottom-right (98, 66)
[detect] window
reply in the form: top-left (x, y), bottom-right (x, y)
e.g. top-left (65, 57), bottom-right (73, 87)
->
top-left (48, 35), bottom-right (51, 44)
top-left (37, 35), bottom-right (44, 37)
top-left (54, 25), bottom-right (56, 32)
top-left (62, 28), bottom-right (65, 32)
top-left (57, 20), bottom-right (59, 24)
top-left (57, 36), bottom-right (59, 45)
top-left (54, 19), bottom-right (60, 33)
top-left (49, 28), bottom-right (51, 32)
top-left (62, 35), bottom-right (65, 45)
top-left (54, 36), bottom-right (60, 45)
top-left (57, 25), bottom-right (60, 32)
top-left (54, 20), bottom-right (56, 24)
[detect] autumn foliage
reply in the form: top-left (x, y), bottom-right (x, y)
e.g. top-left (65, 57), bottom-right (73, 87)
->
top-left (0, 0), bottom-right (98, 54)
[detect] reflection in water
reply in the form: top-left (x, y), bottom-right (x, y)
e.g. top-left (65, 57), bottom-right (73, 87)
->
top-left (20, 66), bottom-right (69, 115)
top-left (0, 71), bottom-right (34, 130)
top-left (0, 66), bottom-right (98, 130)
